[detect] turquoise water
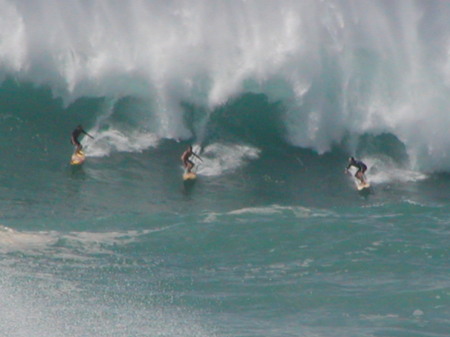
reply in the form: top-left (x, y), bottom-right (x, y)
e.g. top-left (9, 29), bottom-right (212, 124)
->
top-left (0, 1), bottom-right (449, 337)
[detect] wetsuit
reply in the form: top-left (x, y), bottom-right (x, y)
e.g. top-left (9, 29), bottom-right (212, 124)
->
top-left (71, 126), bottom-right (89, 151)
top-left (347, 159), bottom-right (367, 174)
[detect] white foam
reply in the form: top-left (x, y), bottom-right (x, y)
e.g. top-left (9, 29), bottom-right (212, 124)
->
top-left (229, 206), bottom-right (284, 216)
top-left (354, 156), bottom-right (428, 185)
top-left (0, 1), bottom-right (449, 171)
top-left (0, 225), bottom-right (57, 253)
top-left (84, 128), bottom-right (159, 157)
top-left (228, 205), bottom-right (334, 218)
top-left (0, 226), bottom-right (156, 255)
top-left (194, 143), bottom-right (260, 176)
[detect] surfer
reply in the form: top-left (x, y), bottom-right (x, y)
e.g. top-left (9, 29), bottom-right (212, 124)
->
top-left (345, 156), bottom-right (367, 184)
top-left (71, 125), bottom-right (94, 153)
top-left (181, 145), bottom-right (202, 173)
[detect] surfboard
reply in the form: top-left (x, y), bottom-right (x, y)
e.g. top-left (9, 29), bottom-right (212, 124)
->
top-left (70, 150), bottom-right (86, 165)
top-left (183, 171), bottom-right (197, 181)
top-left (356, 180), bottom-right (370, 191)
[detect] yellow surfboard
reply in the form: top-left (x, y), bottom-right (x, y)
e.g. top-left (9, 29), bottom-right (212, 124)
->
top-left (70, 150), bottom-right (86, 165)
top-left (183, 172), bottom-right (197, 181)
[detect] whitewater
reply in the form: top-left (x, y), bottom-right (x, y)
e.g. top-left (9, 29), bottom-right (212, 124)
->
top-left (0, 1), bottom-right (448, 337)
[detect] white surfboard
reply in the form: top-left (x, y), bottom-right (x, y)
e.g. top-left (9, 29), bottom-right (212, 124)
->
top-left (356, 180), bottom-right (370, 191)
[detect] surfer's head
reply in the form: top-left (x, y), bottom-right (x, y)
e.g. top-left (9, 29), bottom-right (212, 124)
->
top-left (349, 156), bottom-right (355, 163)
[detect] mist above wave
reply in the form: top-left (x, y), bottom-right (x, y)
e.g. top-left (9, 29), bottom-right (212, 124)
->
top-left (0, 0), bottom-right (449, 171)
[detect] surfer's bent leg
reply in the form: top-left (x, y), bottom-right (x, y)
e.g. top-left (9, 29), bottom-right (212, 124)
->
top-left (76, 142), bottom-right (82, 153)
top-left (356, 170), bottom-right (365, 183)
top-left (187, 159), bottom-right (194, 172)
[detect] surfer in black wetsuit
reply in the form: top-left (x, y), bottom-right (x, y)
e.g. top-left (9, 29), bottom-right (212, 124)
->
top-left (181, 145), bottom-right (202, 173)
top-left (71, 125), bottom-right (93, 153)
top-left (345, 156), bottom-right (367, 184)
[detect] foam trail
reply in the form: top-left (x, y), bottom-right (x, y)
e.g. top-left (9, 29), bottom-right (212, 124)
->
top-left (85, 129), bottom-right (159, 157)
top-left (0, 1), bottom-right (449, 171)
top-left (352, 156), bottom-right (427, 185)
top-left (195, 143), bottom-right (260, 177)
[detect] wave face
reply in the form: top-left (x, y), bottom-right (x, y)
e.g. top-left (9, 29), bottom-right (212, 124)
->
top-left (0, 0), bottom-right (450, 171)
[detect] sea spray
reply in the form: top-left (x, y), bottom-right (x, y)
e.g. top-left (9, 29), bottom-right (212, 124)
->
top-left (0, 1), bottom-right (449, 171)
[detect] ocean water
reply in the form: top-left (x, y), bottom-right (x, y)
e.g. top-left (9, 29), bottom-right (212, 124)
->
top-left (0, 1), bottom-right (449, 337)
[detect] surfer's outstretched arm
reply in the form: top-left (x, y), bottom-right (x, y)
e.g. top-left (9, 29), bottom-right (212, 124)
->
top-left (193, 152), bottom-right (202, 161)
top-left (83, 130), bottom-right (94, 139)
